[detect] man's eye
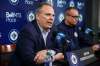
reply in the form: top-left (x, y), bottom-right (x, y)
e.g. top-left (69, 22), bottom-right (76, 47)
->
top-left (53, 14), bottom-right (55, 17)
top-left (45, 13), bottom-right (51, 16)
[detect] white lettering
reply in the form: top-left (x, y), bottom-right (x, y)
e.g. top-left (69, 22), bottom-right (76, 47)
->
top-left (80, 54), bottom-right (95, 61)
top-left (6, 12), bottom-right (22, 22)
top-left (57, 0), bottom-right (66, 7)
top-left (25, 0), bottom-right (34, 5)
top-left (84, 51), bottom-right (90, 56)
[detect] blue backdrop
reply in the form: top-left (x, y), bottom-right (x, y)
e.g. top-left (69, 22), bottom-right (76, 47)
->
top-left (0, 0), bottom-right (86, 44)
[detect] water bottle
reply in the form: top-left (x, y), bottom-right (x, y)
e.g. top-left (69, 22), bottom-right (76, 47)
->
top-left (44, 50), bottom-right (55, 66)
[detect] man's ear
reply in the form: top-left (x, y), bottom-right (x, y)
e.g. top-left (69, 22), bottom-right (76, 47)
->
top-left (35, 14), bottom-right (38, 19)
top-left (36, 14), bottom-right (39, 20)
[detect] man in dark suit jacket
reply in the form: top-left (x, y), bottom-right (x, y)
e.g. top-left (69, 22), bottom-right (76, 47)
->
top-left (15, 2), bottom-right (64, 66)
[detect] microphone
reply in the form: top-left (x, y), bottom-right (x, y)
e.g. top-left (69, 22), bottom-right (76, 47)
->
top-left (55, 32), bottom-right (67, 53)
top-left (44, 50), bottom-right (55, 66)
top-left (85, 28), bottom-right (92, 34)
top-left (56, 32), bottom-right (66, 43)
top-left (85, 28), bottom-right (95, 41)
top-left (85, 28), bottom-right (95, 36)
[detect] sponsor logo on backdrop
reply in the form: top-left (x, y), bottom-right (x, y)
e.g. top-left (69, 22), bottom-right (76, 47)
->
top-left (57, 0), bottom-right (66, 7)
top-left (46, 0), bottom-right (53, 6)
top-left (25, 0), bottom-right (34, 5)
top-left (71, 54), bottom-right (78, 64)
top-left (78, 14), bottom-right (83, 22)
top-left (8, 29), bottom-right (18, 43)
top-left (6, 12), bottom-right (22, 22)
top-left (9, 0), bottom-right (19, 5)
top-left (77, 2), bottom-right (84, 10)
top-left (58, 13), bottom-right (64, 22)
top-left (69, 0), bottom-right (75, 7)
top-left (27, 11), bottom-right (35, 22)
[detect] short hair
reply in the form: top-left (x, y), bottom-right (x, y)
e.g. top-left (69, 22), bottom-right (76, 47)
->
top-left (35, 2), bottom-right (53, 14)
top-left (64, 7), bottom-right (79, 16)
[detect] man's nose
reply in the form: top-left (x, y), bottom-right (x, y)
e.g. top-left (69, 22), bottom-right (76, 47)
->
top-left (49, 15), bottom-right (54, 21)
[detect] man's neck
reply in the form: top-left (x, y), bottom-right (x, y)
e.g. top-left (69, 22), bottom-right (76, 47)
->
top-left (37, 23), bottom-right (50, 32)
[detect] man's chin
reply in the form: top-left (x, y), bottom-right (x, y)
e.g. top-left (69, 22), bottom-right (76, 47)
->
top-left (44, 26), bottom-right (52, 31)
top-left (48, 25), bottom-right (52, 28)
top-left (73, 23), bottom-right (77, 26)
top-left (69, 23), bottom-right (76, 27)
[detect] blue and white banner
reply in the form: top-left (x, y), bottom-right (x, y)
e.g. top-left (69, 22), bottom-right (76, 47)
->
top-left (0, 0), bottom-right (86, 44)
top-left (66, 52), bottom-right (84, 66)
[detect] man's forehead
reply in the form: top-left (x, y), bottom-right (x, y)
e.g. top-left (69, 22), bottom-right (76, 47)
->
top-left (39, 5), bottom-right (54, 14)
top-left (69, 9), bottom-right (79, 15)
top-left (68, 9), bottom-right (77, 12)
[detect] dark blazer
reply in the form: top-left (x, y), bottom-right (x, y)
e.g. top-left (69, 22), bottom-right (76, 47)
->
top-left (13, 20), bottom-right (59, 66)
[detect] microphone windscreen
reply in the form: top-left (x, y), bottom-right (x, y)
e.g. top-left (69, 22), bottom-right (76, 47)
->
top-left (85, 28), bottom-right (93, 34)
top-left (55, 32), bottom-right (66, 47)
top-left (56, 32), bottom-right (66, 40)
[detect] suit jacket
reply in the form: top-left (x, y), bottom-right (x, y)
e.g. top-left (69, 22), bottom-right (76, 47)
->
top-left (14, 20), bottom-right (59, 66)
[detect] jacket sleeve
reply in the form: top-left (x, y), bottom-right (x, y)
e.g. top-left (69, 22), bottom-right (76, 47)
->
top-left (16, 28), bottom-right (36, 66)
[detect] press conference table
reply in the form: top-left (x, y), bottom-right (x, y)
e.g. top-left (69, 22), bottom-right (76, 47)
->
top-left (66, 47), bottom-right (100, 66)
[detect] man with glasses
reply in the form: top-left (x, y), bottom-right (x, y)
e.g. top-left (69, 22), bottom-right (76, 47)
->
top-left (52, 7), bottom-right (100, 66)
top-left (53, 7), bottom-right (100, 52)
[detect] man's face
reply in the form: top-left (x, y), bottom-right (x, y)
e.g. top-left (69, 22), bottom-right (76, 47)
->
top-left (36, 5), bottom-right (55, 30)
top-left (65, 9), bottom-right (79, 26)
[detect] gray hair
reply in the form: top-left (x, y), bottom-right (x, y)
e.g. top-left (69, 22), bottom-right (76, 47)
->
top-left (35, 2), bottom-right (53, 15)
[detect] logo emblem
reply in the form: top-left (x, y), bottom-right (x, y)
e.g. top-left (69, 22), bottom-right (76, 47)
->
top-left (71, 54), bottom-right (78, 64)
top-left (77, 2), bottom-right (84, 10)
top-left (69, 1), bottom-right (75, 7)
top-left (58, 13), bottom-right (64, 22)
top-left (9, 0), bottom-right (19, 5)
top-left (27, 11), bottom-right (35, 22)
top-left (79, 14), bottom-right (83, 22)
top-left (8, 29), bottom-right (18, 43)
top-left (66, 40), bottom-right (70, 43)
top-left (74, 32), bottom-right (78, 37)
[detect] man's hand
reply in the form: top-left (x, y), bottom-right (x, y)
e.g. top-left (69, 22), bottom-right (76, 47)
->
top-left (34, 50), bottom-right (47, 64)
top-left (92, 44), bottom-right (100, 51)
top-left (53, 53), bottom-right (64, 61)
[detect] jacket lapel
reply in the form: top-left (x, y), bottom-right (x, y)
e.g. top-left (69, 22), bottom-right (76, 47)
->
top-left (31, 20), bottom-right (46, 48)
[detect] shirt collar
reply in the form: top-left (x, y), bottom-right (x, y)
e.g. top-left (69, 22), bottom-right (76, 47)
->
top-left (37, 22), bottom-right (50, 33)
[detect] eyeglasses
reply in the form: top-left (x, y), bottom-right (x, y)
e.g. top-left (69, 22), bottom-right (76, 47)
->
top-left (68, 15), bottom-right (79, 19)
